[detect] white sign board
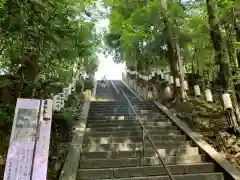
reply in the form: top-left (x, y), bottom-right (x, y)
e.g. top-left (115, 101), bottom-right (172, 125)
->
top-left (4, 98), bottom-right (40, 180)
top-left (4, 98), bottom-right (53, 180)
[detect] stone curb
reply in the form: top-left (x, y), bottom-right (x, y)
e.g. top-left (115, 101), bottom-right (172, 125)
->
top-left (59, 101), bottom-right (90, 180)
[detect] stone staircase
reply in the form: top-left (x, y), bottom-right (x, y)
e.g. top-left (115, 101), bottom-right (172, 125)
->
top-left (77, 80), bottom-right (224, 179)
top-left (95, 80), bottom-right (116, 101)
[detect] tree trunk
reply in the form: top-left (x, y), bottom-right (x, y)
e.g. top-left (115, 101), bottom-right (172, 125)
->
top-left (233, 1), bottom-right (240, 64)
top-left (176, 43), bottom-right (188, 102)
top-left (224, 8), bottom-right (239, 68)
top-left (160, 0), bottom-right (187, 103)
top-left (206, 0), bottom-right (240, 129)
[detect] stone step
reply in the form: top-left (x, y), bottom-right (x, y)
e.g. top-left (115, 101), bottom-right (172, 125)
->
top-left (89, 108), bottom-right (159, 110)
top-left (88, 111), bottom-right (161, 116)
top-left (83, 141), bottom-right (191, 152)
top-left (87, 117), bottom-right (170, 123)
top-left (89, 109), bottom-right (159, 113)
top-left (85, 125), bottom-right (177, 133)
top-left (100, 173), bottom-right (224, 180)
top-left (83, 135), bottom-right (186, 144)
top-left (81, 147), bottom-right (199, 159)
top-left (79, 155), bottom-right (206, 169)
top-left (77, 163), bottom-right (215, 179)
top-left (87, 116), bottom-right (131, 120)
top-left (89, 106), bottom-right (158, 109)
top-left (90, 102), bottom-right (153, 105)
top-left (88, 112), bottom-right (161, 116)
top-left (84, 130), bottom-right (181, 137)
top-left (90, 104), bottom-right (155, 106)
top-left (87, 117), bottom-right (169, 123)
top-left (89, 103), bottom-right (156, 107)
top-left (89, 114), bottom-right (131, 117)
top-left (86, 121), bottom-right (172, 128)
top-left (89, 106), bottom-right (157, 110)
top-left (87, 116), bottom-right (167, 121)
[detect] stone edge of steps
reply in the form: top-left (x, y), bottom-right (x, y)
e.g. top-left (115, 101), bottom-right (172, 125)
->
top-left (59, 101), bottom-right (90, 180)
top-left (77, 162), bottom-right (216, 179)
top-left (90, 173), bottom-right (224, 180)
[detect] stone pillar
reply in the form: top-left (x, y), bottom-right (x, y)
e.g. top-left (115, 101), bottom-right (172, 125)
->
top-left (148, 91), bottom-right (153, 100)
top-left (122, 72), bottom-right (125, 82)
top-left (133, 79), bottom-right (137, 91)
top-left (153, 85), bottom-right (159, 101)
top-left (143, 86), bottom-right (148, 100)
top-left (126, 76), bottom-right (129, 86)
top-left (140, 87), bottom-right (144, 98)
top-left (136, 85), bottom-right (140, 95)
top-left (164, 86), bottom-right (173, 99)
top-left (129, 79), bottom-right (133, 88)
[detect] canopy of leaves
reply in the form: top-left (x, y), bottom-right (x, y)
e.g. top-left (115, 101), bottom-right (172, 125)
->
top-left (104, 0), bottom-right (239, 79)
top-left (0, 0), bottom-right (101, 103)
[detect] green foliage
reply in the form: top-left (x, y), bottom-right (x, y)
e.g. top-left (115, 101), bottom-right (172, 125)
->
top-left (54, 93), bottom-right (84, 126)
top-left (104, 0), bottom-right (240, 88)
top-left (0, 104), bottom-right (14, 123)
top-left (0, 0), bottom-right (100, 103)
top-left (54, 107), bottom-right (79, 126)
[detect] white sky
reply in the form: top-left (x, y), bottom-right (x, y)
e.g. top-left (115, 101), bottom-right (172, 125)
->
top-left (95, 53), bottom-right (125, 80)
top-left (94, 6), bottom-right (125, 80)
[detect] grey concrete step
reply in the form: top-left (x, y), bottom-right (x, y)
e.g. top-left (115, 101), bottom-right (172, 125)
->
top-left (85, 125), bottom-right (178, 133)
top-left (86, 121), bottom-right (172, 128)
top-left (89, 104), bottom-right (157, 108)
top-left (89, 109), bottom-right (160, 112)
top-left (90, 102), bottom-right (153, 105)
top-left (87, 118), bottom-right (170, 124)
top-left (81, 148), bottom-right (199, 160)
top-left (83, 141), bottom-right (191, 152)
top-left (88, 113), bottom-right (166, 118)
top-left (100, 173), bottom-right (224, 180)
top-left (77, 163), bottom-right (215, 179)
top-left (88, 116), bottom-right (132, 119)
top-left (88, 117), bottom-right (168, 121)
top-left (79, 155), bottom-right (206, 168)
top-left (88, 113), bottom-right (161, 116)
top-left (84, 130), bottom-right (181, 137)
top-left (89, 105), bottom-right (156, 109)
top-left (89, 112), bottom-right (164, 119)
top-left (89, 106), bottom-right (158, 110)
top-left (83, 135), bottom-right (187, 144)
top-left (89, 112), bottom-right (161, 116)
top-left (88, 116), bottom-right (131, 120)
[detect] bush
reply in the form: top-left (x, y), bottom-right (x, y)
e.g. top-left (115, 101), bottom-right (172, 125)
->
top-left (0, 104), bottom-right (14, 124)
top-left (53, 92), bottom-right (85, 126)
top-left (53, 107), bottom-right (79, 126)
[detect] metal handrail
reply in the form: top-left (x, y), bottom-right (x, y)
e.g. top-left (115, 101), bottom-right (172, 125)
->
top-left (110, 80), bottom-right (120, 94)
top-left (121, 89), bottom-right (175, 180)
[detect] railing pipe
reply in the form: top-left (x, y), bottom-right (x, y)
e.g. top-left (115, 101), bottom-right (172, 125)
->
top-left (121, 89), bottom-right (175, 180)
